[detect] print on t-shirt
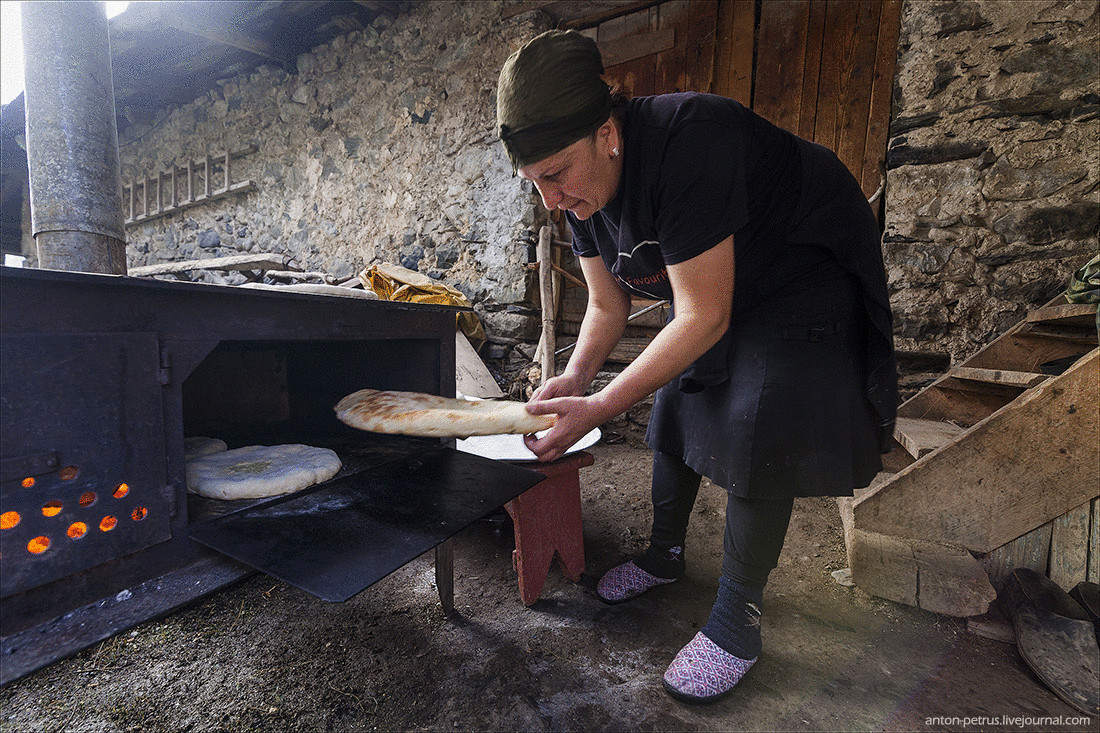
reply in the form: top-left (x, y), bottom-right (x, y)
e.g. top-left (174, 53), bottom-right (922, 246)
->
top-left (613, 240), bottom-right (669, 299)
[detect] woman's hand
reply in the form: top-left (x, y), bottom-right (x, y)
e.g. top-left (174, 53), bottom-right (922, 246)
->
top-left (530, 371), bottom-right (587, 402)
top-left (523, 393), bottom-right (611, 463)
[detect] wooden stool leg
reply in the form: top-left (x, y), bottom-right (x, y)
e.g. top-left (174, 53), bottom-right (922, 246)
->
top-left (506, 452), bottom-right (593, 605)
top-left (435, 538), bottom-right (454, 614)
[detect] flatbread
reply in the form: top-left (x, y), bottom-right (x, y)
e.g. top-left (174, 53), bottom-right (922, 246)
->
top-left (334, 389), bottom-right (556, 438)
top-left (184, 436), bottom-right (228, 461)
top-left (186, 444), bottom-right (342, 500)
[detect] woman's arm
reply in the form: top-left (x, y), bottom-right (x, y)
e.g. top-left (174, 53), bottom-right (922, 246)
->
top-left (525, 235), bottom-right (734, 461)
top-left (532, 255), bottom-right (632, 401)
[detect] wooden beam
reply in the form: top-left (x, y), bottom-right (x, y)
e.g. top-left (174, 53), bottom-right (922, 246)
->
top-left (599, 26), bottom-right (674, 67)
top-left (893, 417), bottom-right (965, 460)
top-left (129, 253), bottom-right (298, 277)
top-left (352, 0), bottom-right (401, 13)
top-left (948, 366), bottom-right (1049, 389)
top-left (158, 7), bottom-right (291, 68)
top-left (1027, 303), bottom-right (1098, 328)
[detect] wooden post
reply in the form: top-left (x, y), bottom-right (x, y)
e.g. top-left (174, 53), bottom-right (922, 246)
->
top-left (128, 179), bottom-right (134, 221)
top-left (223, 149), bottom-right (231, 193)
top-left (538, 224), bottom-right (556, 383)
top-left (170, 165), bottom-right (177, 207)
top-left (204, 155), bottom-right (211, 198)
top-left (186, 160), bottom-right (193, 202)
top-left (142, 173), bottom-right (148, 218)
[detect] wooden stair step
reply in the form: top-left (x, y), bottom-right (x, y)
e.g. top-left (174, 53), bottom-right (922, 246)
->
top-left (893, 417), bottom-right (966, 460)
top-left (948, 366), bottom-right (1049, 389)
top-left (1023, 324), bottom-right (1099, 345)
top-left (1026, 303), bottom-right (1097, 329)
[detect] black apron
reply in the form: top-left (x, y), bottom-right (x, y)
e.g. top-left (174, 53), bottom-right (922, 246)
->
top-left (645, 252), bottom-right (882, 499)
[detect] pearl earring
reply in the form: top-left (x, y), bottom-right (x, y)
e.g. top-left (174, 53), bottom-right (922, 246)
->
top-left (612, 147), bottom-right (619, 157)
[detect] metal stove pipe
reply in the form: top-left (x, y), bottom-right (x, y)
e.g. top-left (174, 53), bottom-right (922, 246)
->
top-left (21, 0), bottom-right (127, 274)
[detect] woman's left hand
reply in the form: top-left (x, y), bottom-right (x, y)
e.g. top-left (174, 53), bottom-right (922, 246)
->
top-left (523, 394), bottom-right (609, 462)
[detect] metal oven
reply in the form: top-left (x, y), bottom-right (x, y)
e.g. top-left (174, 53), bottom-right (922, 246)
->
top-left (0, 267), bottom-right (544, 684)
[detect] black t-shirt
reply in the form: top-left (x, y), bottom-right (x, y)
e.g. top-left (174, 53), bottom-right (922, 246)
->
top-left (569, 92), bottom-right (897, 434)
top-left (569, 93), bottom-right (827, 312)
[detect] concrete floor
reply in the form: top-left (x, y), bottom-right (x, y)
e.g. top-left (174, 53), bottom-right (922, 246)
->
top-left (0, 440), bottom-right (1094, 731)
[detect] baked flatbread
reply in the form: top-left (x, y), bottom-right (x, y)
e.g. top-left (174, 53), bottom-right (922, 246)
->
top-left (186, 444), bottom-right (341, 500)
top-left (334, 389), bottom-right (556, 438)
top-left (184, 436), bottom-right (228, 461)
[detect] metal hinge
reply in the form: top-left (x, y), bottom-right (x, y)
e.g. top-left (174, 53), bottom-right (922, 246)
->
top-left (162, 483), bottom-right (179, 517)
top-left (158, 347), bottom-right (171, 385)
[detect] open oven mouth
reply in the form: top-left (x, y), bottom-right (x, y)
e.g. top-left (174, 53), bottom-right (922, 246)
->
top-left (0, 267), bottom-right (543, 685)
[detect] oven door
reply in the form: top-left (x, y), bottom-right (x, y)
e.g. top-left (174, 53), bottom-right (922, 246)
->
top-left (1, 333), bottom-right (173, 598)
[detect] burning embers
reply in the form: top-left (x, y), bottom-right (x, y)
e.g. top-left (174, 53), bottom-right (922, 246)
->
top-left (0, 468), bottom-right (150, 558)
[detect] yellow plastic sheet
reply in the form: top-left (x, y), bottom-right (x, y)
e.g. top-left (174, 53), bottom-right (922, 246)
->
top-left (359, 262), bottom-right (486, 349)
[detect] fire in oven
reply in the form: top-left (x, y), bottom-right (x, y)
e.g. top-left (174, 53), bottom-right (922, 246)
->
top-left (0, 267), bottom-right (544, 685)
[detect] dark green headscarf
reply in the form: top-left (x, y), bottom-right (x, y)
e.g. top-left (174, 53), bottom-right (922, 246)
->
top-left (497, 30), bottom-right (611, 173)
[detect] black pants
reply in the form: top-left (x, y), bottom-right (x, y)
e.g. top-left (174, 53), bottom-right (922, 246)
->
top-left (650, 450), bottom-right (793, 587)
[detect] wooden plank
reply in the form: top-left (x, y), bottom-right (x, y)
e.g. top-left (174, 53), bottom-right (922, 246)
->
top-left (893, 417), bottom-right (965, 460)
top-left (455, 331), bottom-right (503, 399)
top-left (948, 367), bottom-right (1049, 389)
top-left (982, 520), bottom-right (1054, 595)
top-left (797, 0), bottom-right (828, 139)
top-left (841, 497), bottom-right (996, 616)
top-left (965, 333), bottom-right (1096, 372)
top-left (600, 8), bottom-right (659, 98)
top-left (853, 351), bottom-right (1100, 553)
top-left (128, 253), bottom-right (296, 277)
top-left (832, 0), bottom-right (881, 180)
top-left (754, 1), bottom-right (813, 133)
top-left (603, 53), bottom-right (658, 97)
top-left (712, 0), bottom-right (755, 103)
top-left (1027, 303), bottom-right (1098, 328)
top-left (502, 1), bottom-right (644, 23)
top-left (896, 382), bottom-right (1008, 426)
top-left (1020, 324), bottom-right (1099, 346)
top-left (1090, 498), bottom-right (1099, 583)
top-left (599, 26), bottom-right (675, 67)
top-left (861, 0), bottom-right (902, 202)
top-left (607, 336), bottom-right (653, 363)
top-left (813, 0), bottom-right (856, 152)
top-left (1048, 500), bottom-right (1092, 591)
top-left (654, 0), bottom-right (718, 94)
top-left (558, 0), bottom-right (663, 29)
top-left (594, 3), bottom-right (654, 40)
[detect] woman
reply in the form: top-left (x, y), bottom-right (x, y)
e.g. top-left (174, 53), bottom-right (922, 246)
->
top-left (498, 30), bottom-right (897, 703)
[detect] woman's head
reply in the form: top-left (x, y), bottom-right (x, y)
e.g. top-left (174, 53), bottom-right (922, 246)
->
top-left (497, 30), bottom-right (623, 219)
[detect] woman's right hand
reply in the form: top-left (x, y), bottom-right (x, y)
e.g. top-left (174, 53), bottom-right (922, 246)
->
top-left (530, 371), bottom-right (588, 402)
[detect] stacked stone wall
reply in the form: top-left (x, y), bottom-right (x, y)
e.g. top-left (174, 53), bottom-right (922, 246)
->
top-left (119, 1), bottom-right (553, 350)
top-left (886, 0), bottom-right (1098, 362)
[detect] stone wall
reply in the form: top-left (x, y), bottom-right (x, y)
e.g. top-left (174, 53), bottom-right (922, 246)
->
top-left (885, 0), bottom-right (1099, 362)
top-left (119, 1), bottom-right (553, 351)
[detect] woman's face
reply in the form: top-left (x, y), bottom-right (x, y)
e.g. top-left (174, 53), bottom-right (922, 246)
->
top-left (518, 120), bottom-right (621, 221)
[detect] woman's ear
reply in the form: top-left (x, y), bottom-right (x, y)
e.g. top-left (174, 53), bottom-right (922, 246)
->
top-left (597, 119), bottom-right (619, 158)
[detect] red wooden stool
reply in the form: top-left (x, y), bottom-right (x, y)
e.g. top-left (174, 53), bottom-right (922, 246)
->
top-left (505, 451), bottom-right (594, 605)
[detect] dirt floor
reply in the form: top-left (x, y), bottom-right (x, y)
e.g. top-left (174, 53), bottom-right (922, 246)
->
top-left (0, 433), bottom-right (1095, 732)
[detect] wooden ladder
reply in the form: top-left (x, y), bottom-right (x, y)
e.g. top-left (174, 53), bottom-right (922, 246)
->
top-left (840, 297), bottom-right (1098, 617)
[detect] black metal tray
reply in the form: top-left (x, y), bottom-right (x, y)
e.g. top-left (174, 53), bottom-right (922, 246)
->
top-left (189, 447), bottom-right (544, 601)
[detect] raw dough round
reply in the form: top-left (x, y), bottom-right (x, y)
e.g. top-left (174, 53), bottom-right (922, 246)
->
top-left (186, 444), bottom-right (342, 500)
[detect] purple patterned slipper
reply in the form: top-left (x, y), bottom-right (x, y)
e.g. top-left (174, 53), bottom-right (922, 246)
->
top-left (662, 632), bottom-right (756, 704)
top-left (596, 560), bottom-right (678, 603)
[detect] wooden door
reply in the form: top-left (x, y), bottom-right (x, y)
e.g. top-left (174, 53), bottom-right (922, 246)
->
top-left (565, 0), bottom-right (901, 201)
